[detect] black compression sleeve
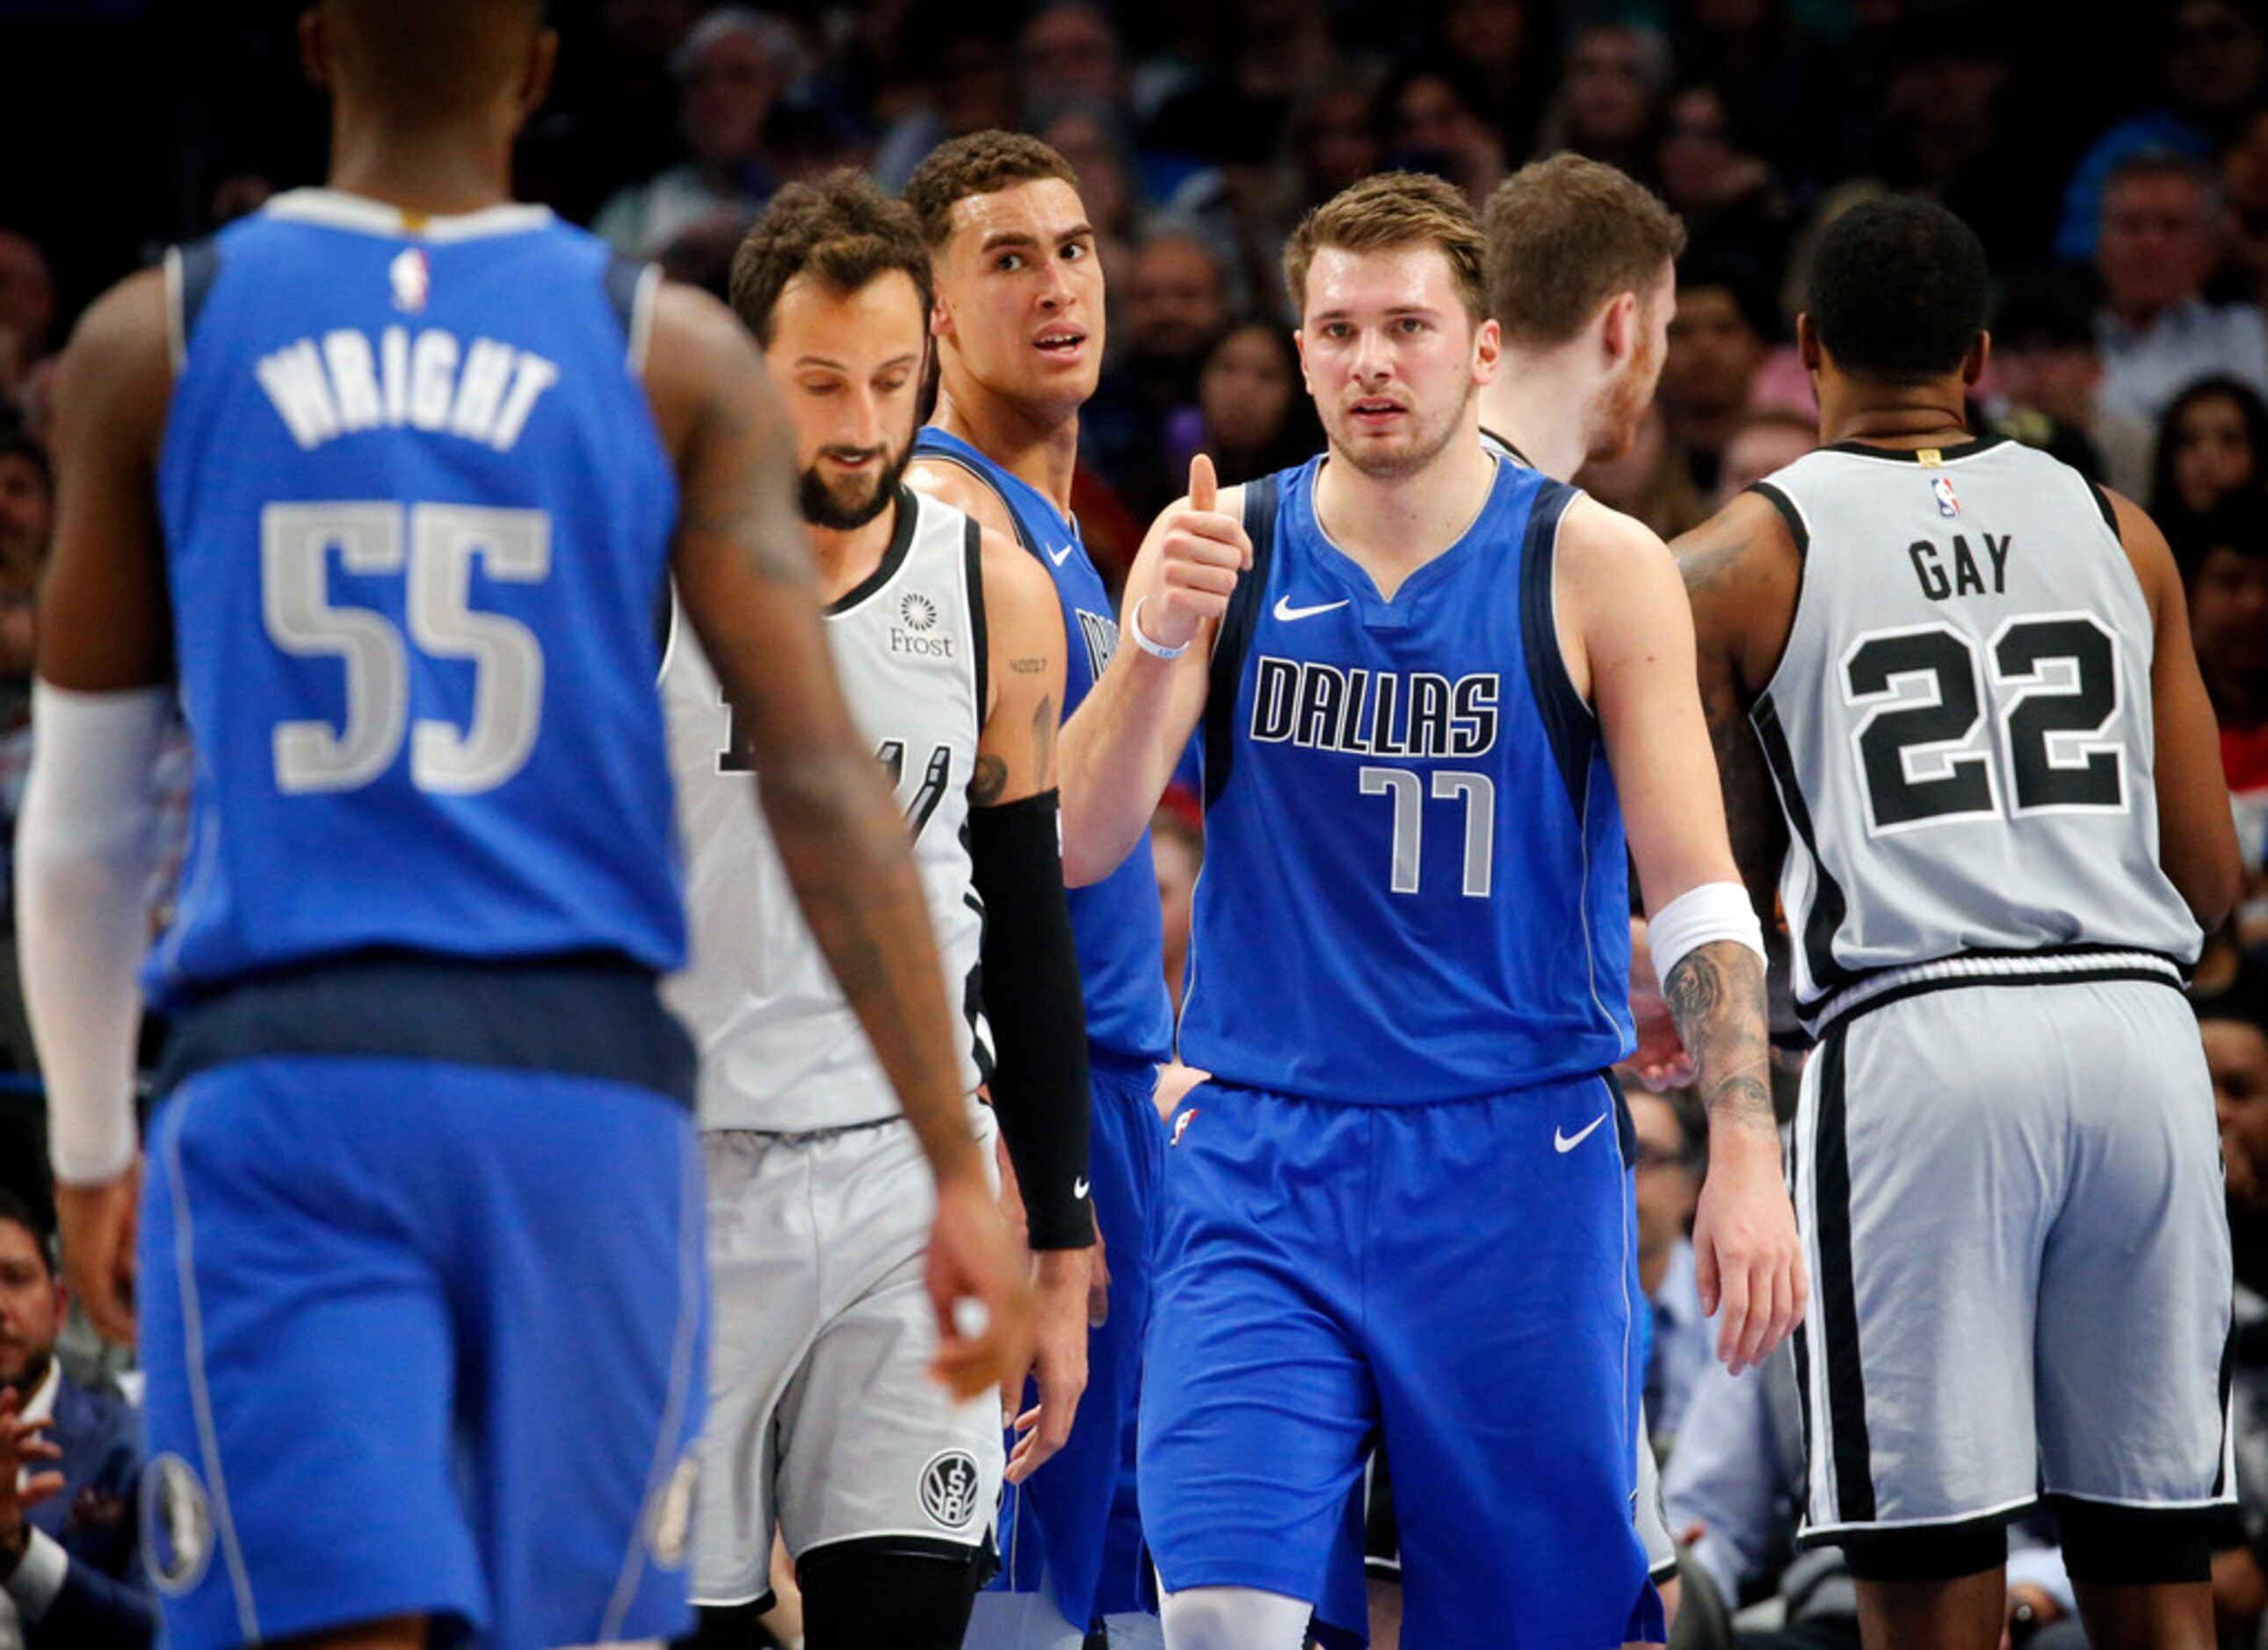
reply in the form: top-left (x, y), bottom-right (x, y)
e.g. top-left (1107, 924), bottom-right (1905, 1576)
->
top-left (967, 789), bottom-right (1094, 1249)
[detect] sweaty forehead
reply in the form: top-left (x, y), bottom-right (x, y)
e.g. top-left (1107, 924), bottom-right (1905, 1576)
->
top-left (1302, 243), bottom-right (1463, 321)
top-left (770, 270), bottom-right (928, 363)
top-left (946, 177), bottom-right (1090, 253)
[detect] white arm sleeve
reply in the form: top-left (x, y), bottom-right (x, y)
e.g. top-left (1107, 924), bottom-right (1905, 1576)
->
top-left (16, 680), bottom-right (170, 1185)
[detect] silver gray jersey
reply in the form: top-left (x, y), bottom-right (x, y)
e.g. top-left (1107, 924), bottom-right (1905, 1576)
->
top-left (662, 489), bottom-right (990, 1131)
top-left (1751, 437), bottom-right (2201, 1034)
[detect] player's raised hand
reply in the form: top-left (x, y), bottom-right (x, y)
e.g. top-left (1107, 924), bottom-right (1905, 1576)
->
top-left (927, 1169), bottom-right (1036, 1402)
top-left (1692, 1127), bottom-right (1806, 1376)
top-left (55, 1162), bottom-right (139, 1346)
top-left (1140, 453), bottom-right (1250, 653)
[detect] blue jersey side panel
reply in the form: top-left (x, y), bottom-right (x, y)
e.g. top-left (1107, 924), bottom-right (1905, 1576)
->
top-left (150, 207), bottom-right (683, 1005)
top-left (912, 427), bottom-right (1172, 1065)
top-left (1178, 455), bottom-right (1634, 1103)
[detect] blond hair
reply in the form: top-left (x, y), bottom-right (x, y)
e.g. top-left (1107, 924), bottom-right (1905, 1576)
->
top-left (1282, 171), bottom-right (1489, 324)
top-left (1482, 155), bottom-right (1685, 345)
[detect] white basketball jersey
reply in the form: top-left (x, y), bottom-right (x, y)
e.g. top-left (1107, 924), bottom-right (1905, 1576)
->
top-left (662, 488), bottom-right (991, 1132)
top-left (1751, 436), bottom-right (2202, 1037)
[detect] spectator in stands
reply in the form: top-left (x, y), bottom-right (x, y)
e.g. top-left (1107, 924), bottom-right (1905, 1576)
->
top-left (1165, 316), bottom-right (1322, 488)
top-left (1655, 83), bottom-right (1795, 284)
top-left (2208, 1016), bottom-right (2268, 1643)
top-left (872, 12), bottom-right (1019, 192)
top-left (1714, 406), bottom-right (1815, 508)
top-left (1989, 271), bottom-right (2155, 498)
top-left (1663, 263), bottom-right (1770, 496)
top-left (1665, 0), bottom-right (1837, 190)
top-left (594, 8), bottom-right (803, 256)
top-left (2183, 492), bottom-right (2268, 950)
top-left (2094, 150), bottom-right (2268, 426)
top-left (1378, 66), bottom-right (1506, 209)
top-left (0, 1193), bottom-right (152, 1650)
top-left (1018, 2), bottom-right (1125, 114)
top-left (2056, 0), bottom-right (2266, 264)
top-left (0, 237), bottom-right (53, 421)
top-left (1536, 23), bottom-right (1671, 185)
top-left (1629, 1086), bottom-right (1711, 1451)
top-left (2152, 375), bottom-right (2268, 532)
top-left (1083, 225), bottom-right (1229, 512)
top-left (1423, 0), bottom-right (1556, 163)
top-left (2221, 105), bottom-right (2268, 305)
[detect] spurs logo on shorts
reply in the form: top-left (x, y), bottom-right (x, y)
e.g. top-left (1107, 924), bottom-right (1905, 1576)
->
top-left (141, 1453), bottom-right (215, 1596)
top-left (920, 1449), bottom-right (983, 1530)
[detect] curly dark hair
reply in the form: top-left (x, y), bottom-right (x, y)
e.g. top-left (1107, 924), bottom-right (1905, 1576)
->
top-left (728, 169), bottom-right (934, 347)
top-left (902, 130), bottom-right (1078, 250)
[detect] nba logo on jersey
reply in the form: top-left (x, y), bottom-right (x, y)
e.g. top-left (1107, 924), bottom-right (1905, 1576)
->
top-left (389, 246), bottom-right (429, 313)
top-left (1932, 474), bottom-right (1960, 517)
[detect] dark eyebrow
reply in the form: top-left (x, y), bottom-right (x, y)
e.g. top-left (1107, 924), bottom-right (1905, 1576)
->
top-left (980, 231), bottom-right (1040, 253)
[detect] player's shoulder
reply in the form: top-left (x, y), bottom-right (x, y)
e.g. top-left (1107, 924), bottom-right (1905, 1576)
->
top-left (1555, 490), bottom-right (1675, 578)
top-left (908, 445), bottom-right (1020, 541)
top-left (53, 264), bottom-right (172, 436)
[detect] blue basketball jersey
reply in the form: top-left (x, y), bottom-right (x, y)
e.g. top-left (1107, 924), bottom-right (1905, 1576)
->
top-left (1178, 453), bottom-right (1634, 1103)
top-left (911, 427), bottom-right (1173, 1065)
top-left (149, 190), bottom-right (684, 1005)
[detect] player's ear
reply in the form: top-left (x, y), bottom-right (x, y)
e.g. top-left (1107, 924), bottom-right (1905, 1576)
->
top-left (1794, 312), bottom-right (1822, 374)
top-left (298, 4), bottom-right (332, 92)
top-left (1472, 315), bottom-right (1501, 387)
top-left (1293, 328), bottom-right (1315, 394)
top-left (1962, 329), bottom-right (1990, 387)
top-left (518, 26), bottom-right (561, 120)
top-left (1599, 291), bottom-right (1638, 365)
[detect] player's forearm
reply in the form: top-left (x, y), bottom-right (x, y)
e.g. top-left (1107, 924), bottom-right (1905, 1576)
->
top-left (1058, 650), bottom-right (1191, 886)
top-left (1663, 939), bottom-right (1776, 1140)
top-left (761, 746), bottom-right (984, 1184)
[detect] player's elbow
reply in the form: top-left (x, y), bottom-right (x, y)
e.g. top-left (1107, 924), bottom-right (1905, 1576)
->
top-left (2175, 844), bottom-right (2246, 933)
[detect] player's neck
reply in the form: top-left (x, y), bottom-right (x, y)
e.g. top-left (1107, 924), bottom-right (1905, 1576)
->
top-left (806, 502), bottom-right (900, 607)
top-left (1479, 354), bottom-right (1594, 482)
top-left (327, 110), bottom-right (518, 218)
top-left (1819, 380), bottom-right (1972, 452)
top-left (1313, 426), bottom-right (1498, 599)
top-left (933, 370), bottom-right (1081, 518)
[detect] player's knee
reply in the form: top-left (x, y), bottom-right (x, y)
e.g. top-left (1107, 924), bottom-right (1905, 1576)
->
top-left (1157, 1585), bottom-right (1312, 1650)
top-left (797, 1543), bottom-right (985, 1650)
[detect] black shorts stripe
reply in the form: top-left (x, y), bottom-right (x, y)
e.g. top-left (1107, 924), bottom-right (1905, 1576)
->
top-left (1812, 1024), bottom-right (1874, 1523)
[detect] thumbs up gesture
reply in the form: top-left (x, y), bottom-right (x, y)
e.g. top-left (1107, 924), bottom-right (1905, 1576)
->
top-left (1140, 454), bottom-right (1254, 655)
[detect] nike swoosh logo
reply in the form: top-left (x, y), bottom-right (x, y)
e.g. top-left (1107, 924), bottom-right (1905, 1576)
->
top-left (1554, 1112), bottom-right (1609, 1154)
top-left (1273, 595), bottom-right (1350, 622)
top-left (1048, 541), bottom-right (1075, 566)
top-left (1073, 1177), bottom-right (1090, 1199)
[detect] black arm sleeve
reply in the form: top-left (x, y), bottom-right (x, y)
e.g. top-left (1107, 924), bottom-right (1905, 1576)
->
top-left (967, 788), bottom-right (1095, 1250)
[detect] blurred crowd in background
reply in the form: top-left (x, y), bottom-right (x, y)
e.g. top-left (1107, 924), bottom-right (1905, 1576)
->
top-left (3, 0), bottom-right (2268, 1641)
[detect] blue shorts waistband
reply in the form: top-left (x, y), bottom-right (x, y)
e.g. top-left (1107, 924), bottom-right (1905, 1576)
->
top-left (156, 949), bottom-right (698, 1107)
top-left (1088, 1044), bottom-right (1165, 1085)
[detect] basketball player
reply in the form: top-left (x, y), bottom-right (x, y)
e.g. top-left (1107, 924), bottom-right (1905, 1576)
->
top-left (1675, 196), bottom-right (2241, 1650)
top-left (16, 6), bottom-right (1028, 1648)
top-left (670, 170), bottom-right (1094, 1650)
top-left (903, 132), bottom-right (1176, 1650)
top-left (1071, 170), bottom-right (1805, 1649)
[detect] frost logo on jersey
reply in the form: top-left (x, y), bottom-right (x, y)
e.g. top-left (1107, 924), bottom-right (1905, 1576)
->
top-left (890, 591), bottom-right (956, 658)
top-left (1170, 1106), bottom-right (1199, 1146)
top-left (388, 246), bottom-right (430, 314)
top-left (920, 1450), bottom-right (982, 1529)
top-left (1932, 475), bottom-right (1960, 518)
top-left (1250, 658), bottom-right (1500, 758)
top-left (1075, 608), bottom-right (1119, 682)
top-left (141, 1454), bottom-right (214, 1596)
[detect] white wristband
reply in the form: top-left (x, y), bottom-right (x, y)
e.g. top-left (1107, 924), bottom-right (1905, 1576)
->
top-left (1647, 881), bottom-right (1767, 988)
top-left (1126, 597), bottom-right (1189, 661)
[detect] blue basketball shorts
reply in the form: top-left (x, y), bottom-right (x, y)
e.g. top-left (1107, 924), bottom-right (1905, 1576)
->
top-left (988, 1049), bottom-right (1165, 1627)
top-left (136, 1049), bottom-right (706, 1650)
top-left (1141, 1074), bottom-right (1656, 1650)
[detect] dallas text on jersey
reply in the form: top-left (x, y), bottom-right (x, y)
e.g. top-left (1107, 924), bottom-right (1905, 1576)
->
top-left (1249, 657), bottom-right (1501, 759)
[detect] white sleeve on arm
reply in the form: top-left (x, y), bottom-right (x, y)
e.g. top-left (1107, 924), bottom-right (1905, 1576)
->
top-left (4, 1525), bottom-right (70, 1619)
top-left (16, 680), bottom-right (170, 1185)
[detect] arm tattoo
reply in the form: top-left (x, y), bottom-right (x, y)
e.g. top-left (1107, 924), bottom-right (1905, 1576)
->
top-left (969, 753), bottom-right (1010, 807)
top-left (1663, 941), bottom-right (1776, 1134)
top-left (1008, 655), bottom-right (1048, 674)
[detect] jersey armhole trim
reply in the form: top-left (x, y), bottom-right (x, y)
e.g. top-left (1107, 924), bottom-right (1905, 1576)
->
top-left (2087, 479), bottom-right (2119, 536)
top-left (1747, 480), bottom-right (1809, 555)
top-left (628, 262), bottom-right (662, 376)
top-left (964, 513), bottom-right (989, 721)
top-left (1202, 473), bottom-right (1279, 808)
top-left (166, 237), bottom-right (222, 378)
top-left (1519, 481), bottom-right (1597, 814)
top-left (163, 247), bottom-right (186, 376)
top-left (911, 449), bottom-right (1041, 559)
top-left (1748, 479), bottom-right (1820, 712)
